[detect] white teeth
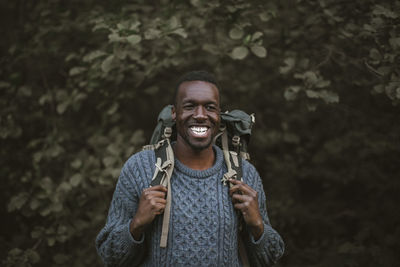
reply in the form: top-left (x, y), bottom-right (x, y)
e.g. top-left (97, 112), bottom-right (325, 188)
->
top-left (190, 126), bottom-right (208, 136)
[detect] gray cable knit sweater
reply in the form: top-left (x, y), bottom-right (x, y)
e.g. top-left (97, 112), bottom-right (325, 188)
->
top-left (96, 146), bottom-right (284, 266)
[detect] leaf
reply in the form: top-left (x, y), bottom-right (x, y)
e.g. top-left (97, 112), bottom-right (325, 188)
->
top-left (31, 228), bottom-right (43, 239)
top-left (18, 86), bottom-right (32, 97)
top-left (280, 58), bottom-right (295, 74)
top-left (40, 177), bottom-right (54, 193)
top-left (284, 86), bottom-right (301, 101)
top-left (306, 89), bottom-right (319, 98)
top-left (40, 207), bottom-right (52, 216)
top-left (259, 12), bottom-right (272, 22)
top-left (389, 37), bottom-right (400, 49)
top-left (70, 173), bottom-right (83, 187)
top-left (372, 5), bottom-right (398, 19)
top-left (372, 84), bottom-right (385, 94)
top-left (69, 67), bottom-right (87, 76)
top-left (369, 48), bottom-right (381, 61)
top-left (30, 198), bottom-right (41, 210)
top-left (306, 89), bottom-right (339, 103)
top-left (229, 27), bottom-right (244, 40)
top-left (102, 156), bottom-right (116, 167)
top-left (243, 34), bottom-right (251, 44)
top-left (92, 20), bottom-right (108, 32)
top-left (26, 249), bottom-right (40, 264)
top-left (129, 21), bottom-right (141, 31)
top-left (47, 237), bottom-right (56, 246)
top-left (171, 28), bottom-right (188, 38)
top-left (303, 71), bottom-right (318, 85)
top-left (49, 144), bottom-right (64, 157)
top-left (101, 55), bottom-right (115, 73)
top-left (251, 31), bottom-right (263, 41)
top-left (202, 44), bottom-right (220, 55)
top-left (107, 103), bottom-right (119, 115)
top-left (58, 182), bottom-right (72, 192)
top-left (108, 32), bottom-right (123, 43)
top-left (107, 143), bottom-right (120, 155)
top-left (315, 79), bottom-right (331, 88)
top-left (144, 28), bottom-right (162, 40)
top-left (190, 0), bottom-right (203, 7)
top-left (57, 101), bottom-right (69, 114)
top-left (8, 192), bottom-right (29, 211)
top-left (83, 50), bottom-right (107, 62)
top-left (250, 45), bottom-right (267, 58)
top-left (169, 16), bottom-right (179, 29)
top-left (126, 34), bottom-right (142, 45)
top-left (231, 46), bottom-right (249, 60)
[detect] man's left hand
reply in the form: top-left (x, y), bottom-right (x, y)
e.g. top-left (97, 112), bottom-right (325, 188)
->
top-left (229, 179), bottom-right (264, 240)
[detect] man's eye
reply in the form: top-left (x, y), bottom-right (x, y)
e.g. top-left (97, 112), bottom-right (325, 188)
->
top-left (183, 104), bottom-right (194, 109)
top-left (206, 105), bottom-right (217, 111)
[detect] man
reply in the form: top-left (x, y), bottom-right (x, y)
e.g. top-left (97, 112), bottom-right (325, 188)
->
top-left (96, 71), bottom-right (284, 266)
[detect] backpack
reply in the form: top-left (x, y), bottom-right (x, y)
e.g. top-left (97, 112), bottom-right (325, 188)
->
top-left (142, 104), bottom-right (255, 265)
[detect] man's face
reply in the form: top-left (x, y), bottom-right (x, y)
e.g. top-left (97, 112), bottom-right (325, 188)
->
top-left (172, 81), bottom-right (220, 152)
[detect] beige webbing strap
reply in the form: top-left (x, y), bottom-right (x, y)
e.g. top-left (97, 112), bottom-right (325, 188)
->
top-left (160, 139), bottom-right (174, 248)
top-left (221, 132), bottom-right (250, 266)
top-left (221, 130), bottom-right (238, 186)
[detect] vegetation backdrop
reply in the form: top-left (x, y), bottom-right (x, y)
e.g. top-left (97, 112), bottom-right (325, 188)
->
top-left (1, 0), bottom-right (399, 266)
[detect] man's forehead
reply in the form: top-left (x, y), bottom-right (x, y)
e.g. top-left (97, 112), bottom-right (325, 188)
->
top-left (177, 81), bottom-right (220, 99)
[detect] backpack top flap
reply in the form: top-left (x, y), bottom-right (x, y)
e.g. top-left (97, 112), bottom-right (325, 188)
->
top-left (220, 109), bottom-right (254, 136)
top-left (149, 105), bottom-right (175, 145)
top-left (220, 110), bottom-right (255, 153)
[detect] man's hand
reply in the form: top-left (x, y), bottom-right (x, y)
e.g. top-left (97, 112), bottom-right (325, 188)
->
top-left (229, 179), bottom-right (264, 240)
top-left (130, 185), bottom-right (167, 240)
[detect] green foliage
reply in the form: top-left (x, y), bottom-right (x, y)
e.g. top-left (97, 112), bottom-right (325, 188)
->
top-left (1, 0), bottom-right (399, 266)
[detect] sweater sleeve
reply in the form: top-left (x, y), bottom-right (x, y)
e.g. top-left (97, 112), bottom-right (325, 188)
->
top-left (95, 158), bottom-right (148, 267)
top-left (242, 162), bottom-right (285, 266)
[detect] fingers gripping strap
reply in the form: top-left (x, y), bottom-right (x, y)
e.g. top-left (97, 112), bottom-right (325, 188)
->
top-left (222, 169), bottom-right (237, 185)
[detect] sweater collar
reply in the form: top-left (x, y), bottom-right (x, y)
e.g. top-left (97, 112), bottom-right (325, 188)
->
top-left (173, 145), bottom-right (224, 179)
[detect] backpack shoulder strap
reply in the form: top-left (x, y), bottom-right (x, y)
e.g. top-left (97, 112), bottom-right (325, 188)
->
top-left (219, 130), bottom-right (250, 267)
top-left (147, 128), bottom-right (174, 248)
top-left (221, 129), bottom-right (243, 186)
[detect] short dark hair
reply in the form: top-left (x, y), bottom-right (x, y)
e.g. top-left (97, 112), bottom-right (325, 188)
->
top-left (173, 70), bottom-right (219, 105)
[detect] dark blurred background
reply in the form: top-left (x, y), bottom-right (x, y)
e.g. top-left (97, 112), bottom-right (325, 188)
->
top-left (1, 0), bottom-right (399, 266)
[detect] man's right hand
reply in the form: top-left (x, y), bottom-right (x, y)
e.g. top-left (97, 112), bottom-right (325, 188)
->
top-left (129, 185), bottom-right (167, 240)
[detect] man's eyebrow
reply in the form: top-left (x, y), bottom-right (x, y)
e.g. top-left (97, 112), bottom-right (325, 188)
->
top-left (181, 99), bottom-right (218, 104)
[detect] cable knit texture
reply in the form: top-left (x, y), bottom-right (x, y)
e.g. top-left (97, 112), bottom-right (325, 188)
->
top-left (96, 146), bottom-right (284, 266)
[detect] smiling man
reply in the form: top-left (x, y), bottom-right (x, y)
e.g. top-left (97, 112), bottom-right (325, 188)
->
top-left (96, 71), bottom-right (284, 266)
top-left (172, 79), bottom-right (220, 169)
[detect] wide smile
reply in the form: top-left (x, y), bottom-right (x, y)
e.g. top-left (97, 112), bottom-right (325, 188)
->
top-left (189, 126), bottom-right (210, 138)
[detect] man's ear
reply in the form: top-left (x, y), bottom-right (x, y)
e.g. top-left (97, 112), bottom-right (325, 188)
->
top-left (171, 105), bottom-right (176, 120)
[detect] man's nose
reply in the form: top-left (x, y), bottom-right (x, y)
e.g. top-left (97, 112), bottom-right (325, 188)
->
top-left (193, 106), bottom-right (207, 120)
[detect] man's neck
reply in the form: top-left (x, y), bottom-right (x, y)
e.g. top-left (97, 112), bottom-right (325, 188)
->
top-left (173, 142), bottom-right (215, 170)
